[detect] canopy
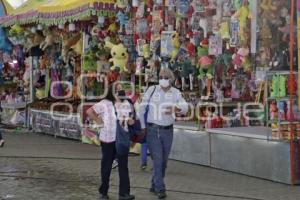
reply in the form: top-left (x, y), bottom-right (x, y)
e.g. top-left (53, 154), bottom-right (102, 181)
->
top-left (38, 0), bottom-right (115, 26)
top-left (0, 0), bottom-right (115, 26)
top-left (0, 0), bottom-right (14, 16)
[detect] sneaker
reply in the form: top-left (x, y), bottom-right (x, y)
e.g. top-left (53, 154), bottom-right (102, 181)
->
top-left (157, 191), bottom-right (167, 199)
top-left (141, 165), bottom-right (147, 170)
top-left (112, 160), bottom-right (118, 169)
top-left (0, 140), bottom-right (4, 147)
top-left (119, 194), bottom-right (135, 200)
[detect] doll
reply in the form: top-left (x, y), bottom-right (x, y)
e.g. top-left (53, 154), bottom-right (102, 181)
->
top-left (171, 32), bottom-right (180, 60)
top-left (232, 47), bottom-right (249, 69)
top-left (278, 15), bottom-right (292, 42)
top-left (116, 11), bottom-right (127, 33)
top-left (198, 56), bottom-right (213, 99)
top-left (234, 0), bottom-right (251, 45)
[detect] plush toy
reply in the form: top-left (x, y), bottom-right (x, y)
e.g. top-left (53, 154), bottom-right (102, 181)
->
top-left (115, 0), bottom-right (127, 9)
top-left (0, 27), bottom-right (12, 53)
top-left (171, 32), bottom-right (180, 60)
top-left (258, 46), bottom-right (270, 68)
top-left (198, 56), bottom-right (213, 98)
top-left (278, 15), bottom-right (291, 41)
top-left (197, 38), bottom-right (209, 58)
top-left (260, 0), bottom-right (277, 20)
top-left (116, 11), bottom-right (127, 33)
top-left (40, 29), bottom-right (60, 50)
top-left (107, 23), bottom-right (118, 35)
top-left (105, 37), bottom-right (129, 72)
top-left (199, 18), bottom-right (208, 38)
top-left (219, 21), bottom-right (230, 39)
top-left (8, 25), bottom-right (24, 37)
top-left (61, 32), bottom-right (81, 62)
top-left (142, 43), bottom-right (150, 59)
top-left (232, 47), bottom-right (249, 69)
top-left (234, 0), bottom-right (251, 44)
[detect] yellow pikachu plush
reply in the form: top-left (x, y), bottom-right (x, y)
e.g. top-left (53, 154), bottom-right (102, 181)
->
top-left (105, 37), bottom-right (129, 72)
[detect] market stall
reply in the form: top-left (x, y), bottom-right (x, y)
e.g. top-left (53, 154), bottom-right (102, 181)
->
top-left (1, 0), bottom-right (300, 184)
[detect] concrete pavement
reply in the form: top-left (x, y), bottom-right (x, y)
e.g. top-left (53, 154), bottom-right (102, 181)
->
top-left (0, 131), bottom-right (300, 200)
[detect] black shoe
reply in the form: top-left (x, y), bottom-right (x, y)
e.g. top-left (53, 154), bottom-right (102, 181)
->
top-left (157, 191), bottom-right (167, 199)
top-left (99, 194), bottom-right (109, 200)
top-left (119, 194), bottom-right (135, 200)
top-left (149, 187), bottom-right (155, 194)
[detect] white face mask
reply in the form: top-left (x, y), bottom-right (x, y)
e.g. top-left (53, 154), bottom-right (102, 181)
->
top-left (159, 79), bottom-right (170, 88)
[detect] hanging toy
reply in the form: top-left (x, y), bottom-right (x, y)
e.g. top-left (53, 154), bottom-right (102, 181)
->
top-left (197, 38), bottom-right (209, 58)
top-left (115, 0), bottom-right (127, 9)
top-left (116, 11), bottom-right (127, 33)
top-left (171, 32), bottom-right (180, 60)
top-left (278, 15), bottom-right (292, 42)
top-left (234, 0), bottom-right (250, 45)
top-left (0, 27), bottom-right (12, 53)
top-left (232, 47), bottom-right (249, 69)
top-left (219, 21), bottom-right (230, 39)
top-left (105, 37), bottom-right (129, 73)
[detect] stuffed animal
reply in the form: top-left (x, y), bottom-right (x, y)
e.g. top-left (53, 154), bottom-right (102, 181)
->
top-left (171, 32), bottom-right (180, 60)
top-left (0, 27), bottom-right (12, 53)
top-left (107, 23), bottom-right (118, 35)
top-left (278, 15), bottom-right (292, 41)
top-left (219, 21), bottom-right (230, 39)
top-left (234, 0), bottom-right (250, 44)
top-left (197, 38), bottom-right (209, 58)
top-left (61, 32), bottom-right (81, 62)
top-left (116, 11), bottom-right (127, 33)
top-left (198, 56), bottom-right (213, 98)
top-left (115, 0), bottom-right (127, 9)
top-left (142, 43), bottom-right (150, 59)
top-left (40, 29), bottom-right (60, 50)
top-left (105, 37), bottom-right (129, 72)
top-left (232, 47), bottom-right (249, 69)
top-left (260, 0), bottom-right (277, 20)
top-left (199, 18), bottom-right (208, 38)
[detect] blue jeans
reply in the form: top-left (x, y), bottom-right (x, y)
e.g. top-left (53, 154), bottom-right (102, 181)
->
top-left (141, 143), bottom-right (148, 166)
top-left (147, 125), bottom-right (173, 192)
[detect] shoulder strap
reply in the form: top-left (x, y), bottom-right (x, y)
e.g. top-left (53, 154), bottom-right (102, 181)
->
top-left (147, 86), bottom-right (156, 105)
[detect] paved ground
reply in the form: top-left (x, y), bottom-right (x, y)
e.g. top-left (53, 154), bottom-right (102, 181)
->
top-left (0, 131), bottom-right (300, 200)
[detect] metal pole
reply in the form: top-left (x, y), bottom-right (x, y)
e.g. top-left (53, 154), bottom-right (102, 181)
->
top-left (289, 0), bottom-right (296, 185)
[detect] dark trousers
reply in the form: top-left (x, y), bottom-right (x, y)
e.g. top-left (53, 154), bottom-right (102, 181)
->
top-left (0, 133), bottom-right (2, 140)
top-left (99, 142), bottom-right (130, 196)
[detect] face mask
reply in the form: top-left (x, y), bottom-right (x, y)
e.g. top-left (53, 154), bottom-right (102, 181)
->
top-left (117, 90), bottom-right (127, 101)
top-left (159, 79), bottom-right (170, 88)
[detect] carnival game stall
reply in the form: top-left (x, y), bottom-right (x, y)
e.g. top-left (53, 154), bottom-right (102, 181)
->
top-left (1, 0), bottom-right (300, 184)
top-left (0, 0), bottom-right (28, 126)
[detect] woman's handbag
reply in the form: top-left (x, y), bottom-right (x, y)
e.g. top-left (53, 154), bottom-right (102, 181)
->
top-left (113, 104), bottom-right (131, 155)
top-left (115, 120), bottom-right (131, 155)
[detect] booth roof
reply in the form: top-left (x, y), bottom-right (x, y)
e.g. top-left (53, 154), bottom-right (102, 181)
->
top-left (0, 0), bottom-right (115, 26)
top-left (2, 0), bottom-right (14, 15)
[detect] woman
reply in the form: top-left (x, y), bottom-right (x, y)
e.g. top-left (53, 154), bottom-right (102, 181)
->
top-left (87, 83), bottom-right (135, 200)
top-left (139, 68), bottom-right (188, 199)
top-left (0, 133), bottom-right (4, 147)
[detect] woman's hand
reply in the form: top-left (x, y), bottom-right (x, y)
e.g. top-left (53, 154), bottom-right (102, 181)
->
top-left (127, 118), bottom-right (135, 125)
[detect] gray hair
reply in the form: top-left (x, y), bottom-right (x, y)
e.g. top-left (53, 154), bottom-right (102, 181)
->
top-left (159, 67), bottom-right (175, 83)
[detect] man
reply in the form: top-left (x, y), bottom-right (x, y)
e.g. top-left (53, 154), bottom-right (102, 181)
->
top-left (139, 68), bottom-right (188, 199)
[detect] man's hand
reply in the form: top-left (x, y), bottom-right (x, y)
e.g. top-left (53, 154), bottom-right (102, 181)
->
top-left (164, 106), bottom-right (182, 115)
